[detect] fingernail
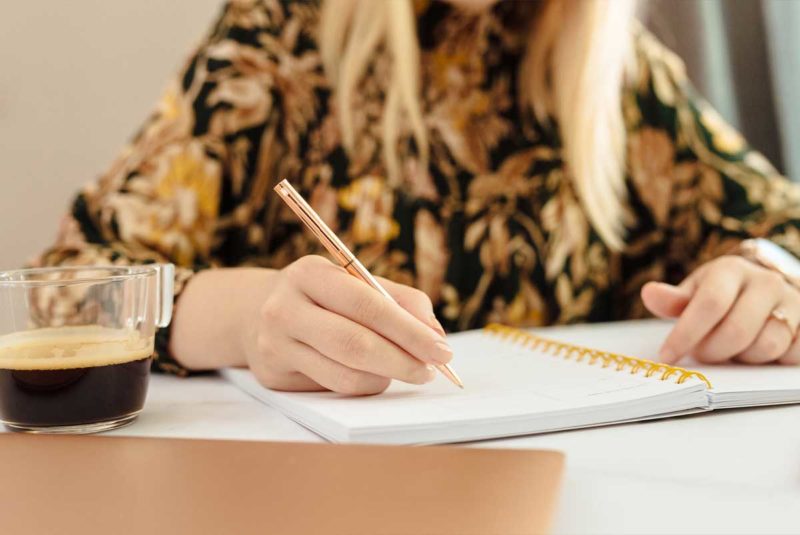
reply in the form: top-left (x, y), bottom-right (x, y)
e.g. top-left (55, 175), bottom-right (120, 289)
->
top-left (429, 314), bottom-right (446, 338)
top-left (432, 340), bottom-right (453, 363)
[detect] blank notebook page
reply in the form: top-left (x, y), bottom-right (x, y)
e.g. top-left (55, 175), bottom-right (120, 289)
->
top-left (224, 329), bottom-right (707, 444)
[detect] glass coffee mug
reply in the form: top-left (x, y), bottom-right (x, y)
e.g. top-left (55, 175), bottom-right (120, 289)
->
top-left (0, 265), bottom-right (173, 433)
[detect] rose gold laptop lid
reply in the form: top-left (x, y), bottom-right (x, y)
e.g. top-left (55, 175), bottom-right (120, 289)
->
top-left (0, 434), bottom-right (564, 535)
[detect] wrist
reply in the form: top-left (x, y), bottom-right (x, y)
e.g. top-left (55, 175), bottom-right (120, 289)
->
top-left (170, 267), bottom-right (276, 370)
top-left (235, 268), bottom-right (278, 365)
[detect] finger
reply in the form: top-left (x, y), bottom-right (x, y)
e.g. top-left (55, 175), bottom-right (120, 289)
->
top-left (659, 266), bottom-right (745, 363)
top-left (641, 282), bottom-right (692, 319)
top-left (779, 334), bottom-right (800, 365)
top-left (692, 284), bottom-right (781, 363)
top-left (740, 289), bottom-right (800, 363)
top-left (778, 288), bottom-right (800, 365)
top-left (255, 369), bottom-right (326, 392)
top-left (377, 277), bottom-right (445, 336)
top-left (736, 315), bottom-right (793, 364)
top-left (286, 339), bottom-right (392, 396)
top-left (677, 264), bottom-right (706, 292)
top-left (292, 260), bottom-right (453, 364)
top-left (286, 301), bottom-right (437, 385)
top-left (247, 330), bottom-right (325, 392)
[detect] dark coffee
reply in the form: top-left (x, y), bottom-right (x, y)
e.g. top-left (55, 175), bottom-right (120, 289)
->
top-left (0, 327), bottom-right (153, 430)
top-left (0, 358), bottom-right (150, 427)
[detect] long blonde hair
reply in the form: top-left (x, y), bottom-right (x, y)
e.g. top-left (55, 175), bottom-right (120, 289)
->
top-left (320, 0), bottom-right (636, 250)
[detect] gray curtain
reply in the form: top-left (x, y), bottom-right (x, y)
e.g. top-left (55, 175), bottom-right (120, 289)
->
top-left (645, 0), bottom-right (799, 180)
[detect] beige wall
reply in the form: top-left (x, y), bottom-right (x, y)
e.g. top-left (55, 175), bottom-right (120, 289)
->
top-left (0, 0), bottom-right (222, 269)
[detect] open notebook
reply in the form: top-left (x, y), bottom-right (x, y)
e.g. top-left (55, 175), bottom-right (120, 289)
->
top-left (222, 321), bottom-right (800, 444)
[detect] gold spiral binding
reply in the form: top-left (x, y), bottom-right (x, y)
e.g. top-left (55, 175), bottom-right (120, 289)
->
top-left (484, 324), bottom-right (712, 388)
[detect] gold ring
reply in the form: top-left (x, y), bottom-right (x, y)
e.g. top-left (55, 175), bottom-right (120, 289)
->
top-left (770, 308), bottom-right (798, 339)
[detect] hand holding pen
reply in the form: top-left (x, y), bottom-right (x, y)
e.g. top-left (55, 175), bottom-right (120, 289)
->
top-left (274, 180), bottom-right (462, 389)
top-left (236, 179), bottom-right (461, 396)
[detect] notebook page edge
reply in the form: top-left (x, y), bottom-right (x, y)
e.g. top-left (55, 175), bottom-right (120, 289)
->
top-left (347, 383), bottom-right (709, 445)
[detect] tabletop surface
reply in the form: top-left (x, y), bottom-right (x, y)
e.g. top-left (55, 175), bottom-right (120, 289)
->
top-left (4, 320), bottom-right (799, 534)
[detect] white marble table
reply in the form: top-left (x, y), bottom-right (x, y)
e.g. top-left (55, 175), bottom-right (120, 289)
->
top-left (5, 321), bottom-right (800, 534)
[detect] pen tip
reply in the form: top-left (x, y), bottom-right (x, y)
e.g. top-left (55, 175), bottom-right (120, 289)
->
top-left (439, 363), bottom-right (464, 389)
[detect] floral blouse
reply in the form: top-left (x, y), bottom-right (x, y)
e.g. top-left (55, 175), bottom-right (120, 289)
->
top-left (36, 0), bottom-right (800, 375)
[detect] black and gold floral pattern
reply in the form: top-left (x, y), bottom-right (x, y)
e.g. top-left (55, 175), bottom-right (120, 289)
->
top-left (35, 0), bottom-right (800, 374)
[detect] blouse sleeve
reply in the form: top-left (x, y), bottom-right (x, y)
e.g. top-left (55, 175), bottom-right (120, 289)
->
top-left (618, 26), bottom-right (800, 317)
top-left (33, 0), bottom-right (313, 374)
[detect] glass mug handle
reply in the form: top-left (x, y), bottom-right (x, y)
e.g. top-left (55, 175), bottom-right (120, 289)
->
top-left (154, 263), bottom-right (175, 328)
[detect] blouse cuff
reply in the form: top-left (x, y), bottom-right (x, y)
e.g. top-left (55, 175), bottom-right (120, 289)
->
top-left (151, 263), bottom-right (209, 377)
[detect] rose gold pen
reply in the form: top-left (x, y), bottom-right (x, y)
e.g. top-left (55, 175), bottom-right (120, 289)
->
top-left (274, 179), bottom-right (464, 389)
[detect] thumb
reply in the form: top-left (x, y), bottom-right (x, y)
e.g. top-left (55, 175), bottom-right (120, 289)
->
top-left (641, 281), bottom-right (692, 319)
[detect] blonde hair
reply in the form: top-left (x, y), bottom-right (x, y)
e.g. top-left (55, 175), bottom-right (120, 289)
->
top-left (320, 0), bottom-right (636, 250)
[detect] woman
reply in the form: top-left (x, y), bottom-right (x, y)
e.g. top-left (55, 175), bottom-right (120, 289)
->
top-left (37, 0), bottom-right (800, 394)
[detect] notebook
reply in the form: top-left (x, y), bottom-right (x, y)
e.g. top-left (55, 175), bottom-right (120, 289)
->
top-left (223, 322), bottom-right (800, 445)
top-left (0, 434), bottom-right (564, 535)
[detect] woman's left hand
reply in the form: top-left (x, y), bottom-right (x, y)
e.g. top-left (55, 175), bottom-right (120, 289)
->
top-left (641, 255), bottom-right (800, 365)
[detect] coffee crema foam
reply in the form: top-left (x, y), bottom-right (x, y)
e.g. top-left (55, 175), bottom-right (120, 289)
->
top-left (0, 326), bottom-right (153, 370)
